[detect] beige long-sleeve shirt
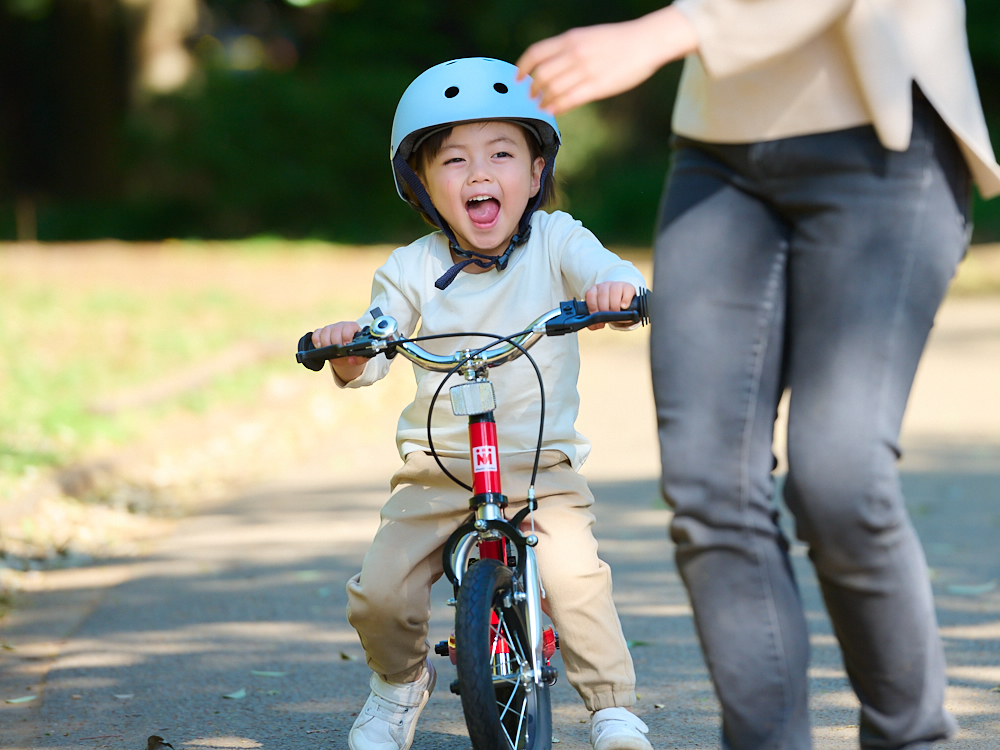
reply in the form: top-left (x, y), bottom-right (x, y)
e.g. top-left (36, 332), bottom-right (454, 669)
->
top-left (336, 210), bottom-right (647, 470)
top-left (672, 0), bottom-right (1000, 198)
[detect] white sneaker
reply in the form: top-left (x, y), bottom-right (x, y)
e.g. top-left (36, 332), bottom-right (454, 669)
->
top-left (348, 660), bottom-right (437, 750)
top-left (590, 707), bottom-right (653, 750)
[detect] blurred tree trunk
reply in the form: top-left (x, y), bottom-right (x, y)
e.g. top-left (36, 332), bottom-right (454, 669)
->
top-left (0, 0), bottom-right (129, 204)
top-left (0, 0), bottom-right (197, 238)
top-left (130, 0), bottom-right (198, 95)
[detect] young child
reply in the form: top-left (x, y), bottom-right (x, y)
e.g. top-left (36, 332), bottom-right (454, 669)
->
top-left (313, 58), bottom-right (651, 750)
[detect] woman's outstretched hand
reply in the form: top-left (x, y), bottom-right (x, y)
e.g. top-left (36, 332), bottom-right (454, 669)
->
top-left (515, 6), bottom-right (699, 115)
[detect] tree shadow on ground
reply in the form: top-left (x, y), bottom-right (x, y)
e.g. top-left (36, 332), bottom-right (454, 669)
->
top-left (2, 464), bottom-right (997, 748)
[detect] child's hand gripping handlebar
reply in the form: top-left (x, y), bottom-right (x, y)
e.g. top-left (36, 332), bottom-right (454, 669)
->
top-left (295, 291), bottom-right (649, 372)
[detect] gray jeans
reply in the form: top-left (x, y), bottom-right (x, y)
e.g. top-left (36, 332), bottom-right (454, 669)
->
top-left (650, 90), bottom-right (971, 750)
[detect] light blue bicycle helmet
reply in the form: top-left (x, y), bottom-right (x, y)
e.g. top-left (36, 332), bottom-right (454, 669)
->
top-left (390, 57), bottom-right (561, 290)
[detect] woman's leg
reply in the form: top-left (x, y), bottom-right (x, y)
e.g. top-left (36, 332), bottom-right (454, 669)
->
top-left (650, 146), bottom-right (812, 750)
top-left (779, 97), bottom-right (969, 748)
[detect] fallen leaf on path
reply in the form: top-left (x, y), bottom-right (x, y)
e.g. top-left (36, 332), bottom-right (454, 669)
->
top-left (114, 693), bottom-right (134, 699)
top-left (654, 703), bottom-right (665, 709)
top-left (250, 671), bottom-right (286, 677)
top-left (306, 730), bottom-right (330, 734)
top-left (339, 651), bottom-right (357, 661)
top-left (223, 688), bottom-right (247, 700)
top-left (264, 690), bottom-right (280, 696)
top-left (627, 640), bottom-right (652, 648)
top-left (946, 581), bottom-right (997, 596)
top-left (5, 695), bottom-right (36, 704)
top-left (71, 695), bottom-right (82, 700)
top-left (1, 643), bottom-right (15, 650)
top-left (991, 685), bottom-right (1000, 693)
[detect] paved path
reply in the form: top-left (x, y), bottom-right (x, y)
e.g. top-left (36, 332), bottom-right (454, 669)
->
top-left (2, 296), bottom-right (999, 750)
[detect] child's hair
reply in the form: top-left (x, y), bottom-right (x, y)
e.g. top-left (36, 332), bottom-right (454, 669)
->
top-left (404, 122), bottom-right (556, 229)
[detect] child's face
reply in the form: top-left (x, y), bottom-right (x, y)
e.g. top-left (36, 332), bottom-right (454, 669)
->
top-left (419, 121), bottom-right (545, 257)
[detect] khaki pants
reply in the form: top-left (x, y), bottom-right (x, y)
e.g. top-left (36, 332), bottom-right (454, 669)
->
top-left (346, 450), bottom-right (636, 711)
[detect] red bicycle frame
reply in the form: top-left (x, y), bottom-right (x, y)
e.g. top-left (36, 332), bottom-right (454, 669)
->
top-left (468, 412), bottom-right (506, 564)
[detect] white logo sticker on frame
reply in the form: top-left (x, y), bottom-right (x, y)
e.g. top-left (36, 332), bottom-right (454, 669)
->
top-left (473, 445), bottom-right (498, 473)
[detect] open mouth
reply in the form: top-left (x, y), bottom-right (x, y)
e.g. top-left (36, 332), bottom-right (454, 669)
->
top-left (466, 195), bottom-right (501, 228)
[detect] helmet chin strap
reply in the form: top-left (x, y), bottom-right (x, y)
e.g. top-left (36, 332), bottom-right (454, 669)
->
top-left (391, 145), bottom-right (558, 291)
top-left (434, 228), bottom-right (531, 290)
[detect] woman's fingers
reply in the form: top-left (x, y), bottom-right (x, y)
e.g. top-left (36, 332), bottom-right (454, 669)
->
top-left (515, 34), bottom-right (568, 85)
top-left (519, 41), bottom-right (579, 97)
top-left (535, 67), bottom-right (590, 112)
top-left (517, 8), bottom-right (698, 115)
top-left (518, 29), bottom-right (603, 112)
top-left (543, 80), bottom-right (605, 117)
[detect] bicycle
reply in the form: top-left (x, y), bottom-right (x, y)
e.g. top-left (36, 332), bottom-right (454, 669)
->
top-left (296, 292), bottom-right (648, 750)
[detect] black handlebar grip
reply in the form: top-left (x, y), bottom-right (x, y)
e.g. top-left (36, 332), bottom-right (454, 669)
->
top-left (628, 290), bottom-right (649, 324)
top-left (297, 332), bottom-right (326, 371)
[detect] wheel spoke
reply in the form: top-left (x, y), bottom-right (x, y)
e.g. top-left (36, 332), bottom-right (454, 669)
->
top-left (514, 691), bottom-right (528, 748)
top-left (456, 561), bottom-right (548, 750)
top-left (496, 687), bottom-right (527, 750)
top-left (493, 606), bottom-right (533, 748)
top-left (496, 610), bottom-right (527, 669)
top-left (497, 684), bottom-right (519, 720)
top-left (499, 706), bottom-right (517, 749)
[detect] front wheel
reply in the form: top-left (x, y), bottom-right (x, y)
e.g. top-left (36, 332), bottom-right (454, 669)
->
top-left (455, 558), bottom-right (551, 750)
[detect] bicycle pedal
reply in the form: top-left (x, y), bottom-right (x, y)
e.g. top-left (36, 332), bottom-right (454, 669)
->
top-left (540, 666), bottom-right (558, 685)
top-left (450, 679), bottom-right (461, 695)
top-left (434, 640), bottom-right (450, 656)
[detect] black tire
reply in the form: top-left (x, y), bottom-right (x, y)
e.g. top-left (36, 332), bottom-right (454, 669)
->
top-left (455, 558), bottom-right (552, 750)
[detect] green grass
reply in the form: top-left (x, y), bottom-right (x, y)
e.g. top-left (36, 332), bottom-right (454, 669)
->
top-left (1, 239), bottom-right (995, 503)
top-left (0, 241), bottom-right (368, 498)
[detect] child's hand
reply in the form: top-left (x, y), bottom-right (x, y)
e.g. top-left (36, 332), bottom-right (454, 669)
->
top-left (313, 321), bottom-right (365, 382)
top-left (584, 281), bottom-right (636, 330)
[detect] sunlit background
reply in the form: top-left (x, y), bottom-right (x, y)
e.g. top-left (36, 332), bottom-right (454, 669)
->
top-left (1, 3), bottom-right (999, 746)
top-left (2, 0), bottom-right (998, 246)
top-left (0, 0), bottom-right (693, 245)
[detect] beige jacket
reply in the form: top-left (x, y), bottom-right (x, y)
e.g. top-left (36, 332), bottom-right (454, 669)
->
top-left (672, 0), bottom-right (1000, 198)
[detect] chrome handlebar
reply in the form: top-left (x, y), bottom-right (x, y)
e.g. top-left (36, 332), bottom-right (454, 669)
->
top-left (296, 292), bottom-right (648, 373)
top-left (370, 307), bottom-right (563, 373)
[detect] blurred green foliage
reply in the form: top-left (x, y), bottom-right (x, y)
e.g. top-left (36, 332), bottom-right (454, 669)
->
top-left (0, 0), bottom-right (999, 245)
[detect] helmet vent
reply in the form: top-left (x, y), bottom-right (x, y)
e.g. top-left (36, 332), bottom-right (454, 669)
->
top-left (493, 83), bottom-right (508, 94)
top-left (445, 86), bottom-right (459, 98)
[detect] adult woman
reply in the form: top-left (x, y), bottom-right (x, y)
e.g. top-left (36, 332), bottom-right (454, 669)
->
top-left (518, 3), bottom-right (1000, 749)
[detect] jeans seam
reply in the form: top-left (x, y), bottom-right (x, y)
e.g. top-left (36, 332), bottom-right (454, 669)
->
top-left (872, 166), bottom-right (931, 500)
top-left (738, 245), bottom-right (791, 750)
top-left (856, 166), bottom-right (933, 749)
